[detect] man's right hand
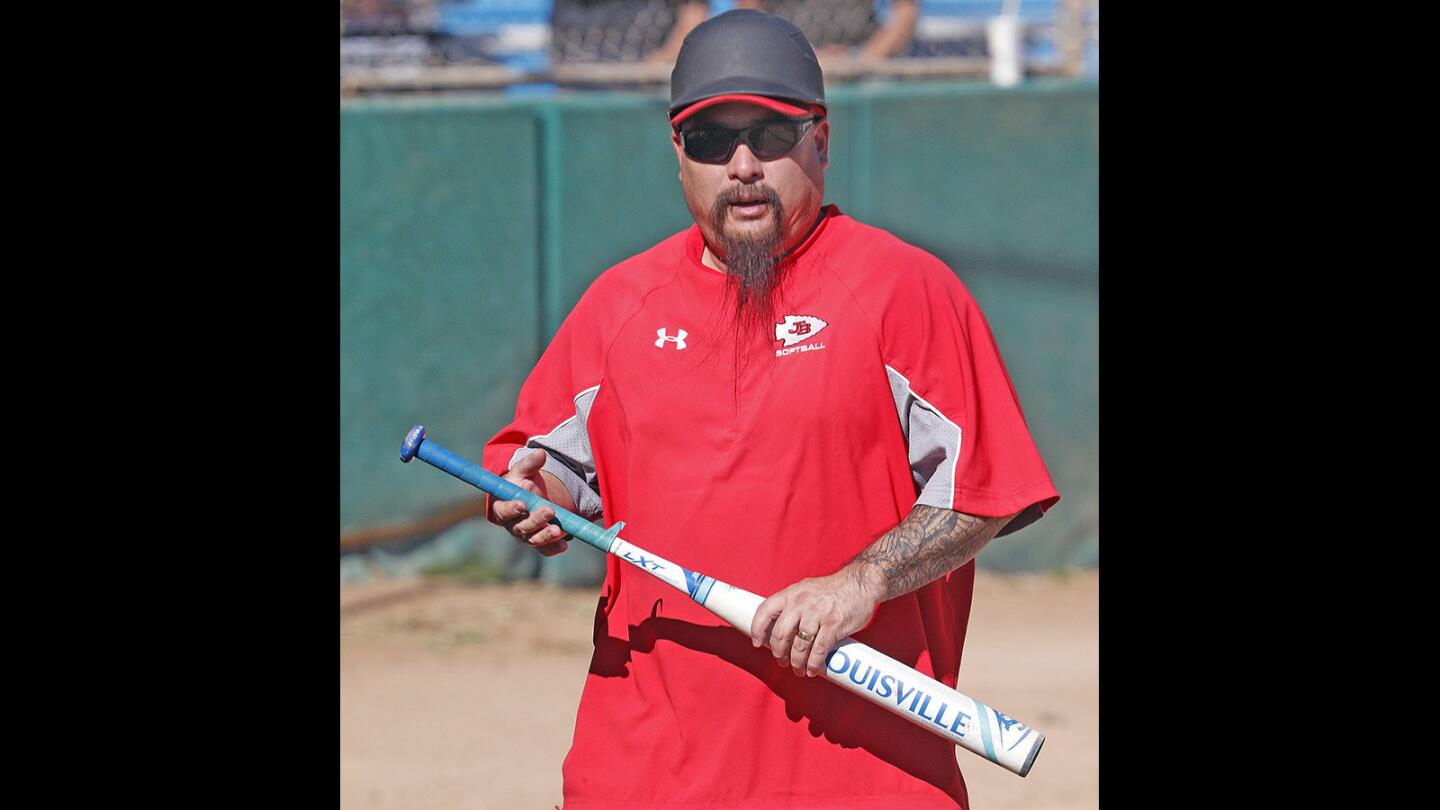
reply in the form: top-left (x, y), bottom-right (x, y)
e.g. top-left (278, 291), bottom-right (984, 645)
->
top-left (489, 449), bottom-right (573, 557)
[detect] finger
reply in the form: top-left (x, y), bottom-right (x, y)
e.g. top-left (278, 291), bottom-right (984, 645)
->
top-left (768, 609), bottom-right (802, 664)
top-left (493, 498), bottom-right (530, 523)
top-left (526, 523), bottom-right (568, 556)
top-left (509, 449), bottom-right (547, 479)
top-left (750, 597), bottom-right (784, 648)
top-left (805, 626), bottom-right (838, 677)
top-left (510, 507), bottom-right (557, 538)
top-left (525, 523), bottom-right (567, 547)
top-left (790, 626), bottom-right (819, 673)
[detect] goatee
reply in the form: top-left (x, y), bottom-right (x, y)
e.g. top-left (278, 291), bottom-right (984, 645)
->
top-left (710, 184), bottom-right (786, 351)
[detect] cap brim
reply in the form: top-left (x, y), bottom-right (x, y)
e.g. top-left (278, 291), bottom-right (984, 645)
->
top-left (670, 94), bottom-right (814, 126)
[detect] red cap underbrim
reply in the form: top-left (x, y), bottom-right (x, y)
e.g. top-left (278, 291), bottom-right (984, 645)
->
top-left (670, 94), bottom-right (817, 126)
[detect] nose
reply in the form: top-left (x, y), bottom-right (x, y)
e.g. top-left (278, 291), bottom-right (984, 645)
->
top-left (727, 143), bottom-right (764, 183)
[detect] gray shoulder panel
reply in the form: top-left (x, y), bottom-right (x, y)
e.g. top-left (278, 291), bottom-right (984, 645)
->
top-left (507, 385), bottom-right (604, 520)
top-left (886, 366), bottom-right (963, 510)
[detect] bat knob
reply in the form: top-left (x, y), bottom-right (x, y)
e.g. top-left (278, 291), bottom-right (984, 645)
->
top-left (400, 425), bottom-right (427, 463)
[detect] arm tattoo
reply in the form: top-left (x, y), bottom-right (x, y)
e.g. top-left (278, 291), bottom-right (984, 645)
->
top-left (849, 505), bottom-right (1013, 602)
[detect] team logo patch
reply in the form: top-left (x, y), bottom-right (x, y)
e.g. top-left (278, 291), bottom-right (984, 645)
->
top-left (775, 315), bottom-right (828, 347)
top-left (655, 328), bottom-right (688, 350)
top-left (774, 315), bottom-right (828, 357)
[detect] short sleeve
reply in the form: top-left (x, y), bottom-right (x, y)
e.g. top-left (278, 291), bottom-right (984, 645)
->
top-left (876, 259), bottom-right (1059, 536)
top-left (482, 302), bottom-right (608, 522)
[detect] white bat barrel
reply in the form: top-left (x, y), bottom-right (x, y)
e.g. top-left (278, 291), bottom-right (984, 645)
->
top-left (693, 580), bottom-right (1044, 777)
top-left (821, 639), bottom-right (1043, 776)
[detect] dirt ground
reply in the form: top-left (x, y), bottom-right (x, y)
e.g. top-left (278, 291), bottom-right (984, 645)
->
top-left (340, 569), bottom-right (1098, 810)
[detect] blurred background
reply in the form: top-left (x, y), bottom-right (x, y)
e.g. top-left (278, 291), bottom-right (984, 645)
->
top-left (341, 4), bottom-right (1097, 808)
top-left (340, 0), bottom-right (1097, 92)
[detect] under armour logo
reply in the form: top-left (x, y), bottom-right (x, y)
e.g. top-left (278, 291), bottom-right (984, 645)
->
top-left (655, 328), bottom-right (688, 350)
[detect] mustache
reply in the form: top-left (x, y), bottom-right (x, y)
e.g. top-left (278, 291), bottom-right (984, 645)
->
top-left (714, 184), bottom-right (781, 209)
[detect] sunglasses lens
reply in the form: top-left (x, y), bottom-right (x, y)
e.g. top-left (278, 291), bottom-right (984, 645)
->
top-left (751, 122), bottom-right (802, 160)
top-left (683, 129), bottom-right (734, 163)
top-left (681, 119), bottom-right (813, 164)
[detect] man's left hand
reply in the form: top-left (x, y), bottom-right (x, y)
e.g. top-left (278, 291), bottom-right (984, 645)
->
top-left (749, 568), bottom-right (881, 678)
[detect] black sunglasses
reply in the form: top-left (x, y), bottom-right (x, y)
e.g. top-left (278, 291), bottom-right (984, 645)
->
top-left (677, 117), bottom-right (819, 164)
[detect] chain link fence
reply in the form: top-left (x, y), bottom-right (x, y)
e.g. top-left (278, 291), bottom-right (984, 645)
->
top-left (340, 0), bottom-right (1097, 94)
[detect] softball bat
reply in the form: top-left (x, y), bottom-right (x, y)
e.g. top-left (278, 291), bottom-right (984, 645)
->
top-left (400, 425), bottom-right (1044, 777)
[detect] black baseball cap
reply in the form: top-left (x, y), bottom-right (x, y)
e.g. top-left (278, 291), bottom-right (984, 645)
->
top-left (668, 9), bottom-right (827, 126)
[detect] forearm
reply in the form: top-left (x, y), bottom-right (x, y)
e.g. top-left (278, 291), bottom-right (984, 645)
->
top-left (752, 503), bottom-right (1018, 676)
top-left (844, 505), bottom-right (1016, 603)
top-left (537, 469), bottom-right (577, 513)
top-left (859, 1), bottom-right (918, 59)
top-left (647, 3), bottom-right (709, 62)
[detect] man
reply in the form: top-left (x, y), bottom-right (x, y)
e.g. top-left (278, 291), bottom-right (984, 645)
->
top-left (483, 10), bottom-right (1058, 809)
top-left (737, 0), bottom-right (918, 62)
top-left (550, 0), bottom-right (708, 64)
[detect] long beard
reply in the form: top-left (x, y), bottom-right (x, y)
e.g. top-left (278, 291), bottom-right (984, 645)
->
top-left (709, 184), bottom-right (787, 357)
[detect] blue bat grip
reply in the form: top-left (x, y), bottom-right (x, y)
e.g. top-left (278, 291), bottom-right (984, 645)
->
top-left (399, 425), bottom-right (624, 554)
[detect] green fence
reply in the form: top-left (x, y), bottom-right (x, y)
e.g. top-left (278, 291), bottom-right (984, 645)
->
top-left (340, 79), bottom-right (1098, 577)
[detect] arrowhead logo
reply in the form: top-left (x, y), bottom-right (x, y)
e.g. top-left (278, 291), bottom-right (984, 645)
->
top-left (775, 315), bottom-right (828, 347)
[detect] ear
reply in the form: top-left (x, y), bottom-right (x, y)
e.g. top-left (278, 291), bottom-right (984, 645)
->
top-left (672, 128), bottom-right (686, 179)
top-left (813, 119), bottom-right (830, 169)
